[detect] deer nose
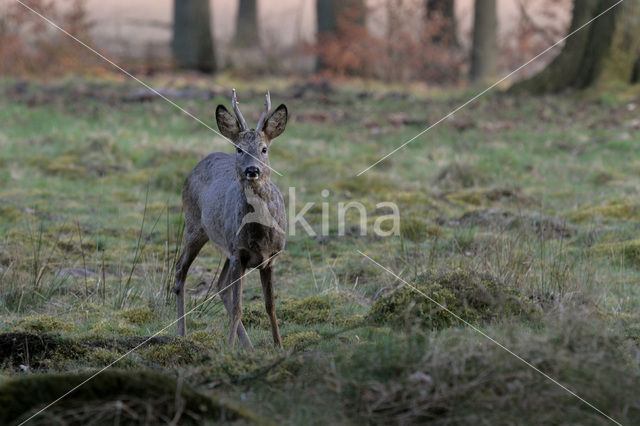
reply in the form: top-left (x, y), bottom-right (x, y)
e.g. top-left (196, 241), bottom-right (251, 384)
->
top-left (245, 166), bottom-right (260, 180)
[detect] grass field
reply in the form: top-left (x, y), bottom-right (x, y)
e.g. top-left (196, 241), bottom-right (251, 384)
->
top-left (0, 75), bottom-right (639, 424)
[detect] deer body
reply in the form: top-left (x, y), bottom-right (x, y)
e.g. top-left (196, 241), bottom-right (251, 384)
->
top-left (174, 90), bottom-right (288, 349)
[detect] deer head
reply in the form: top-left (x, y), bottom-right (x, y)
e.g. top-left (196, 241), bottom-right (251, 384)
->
top-left (215, 89), bottom-right (288, 184)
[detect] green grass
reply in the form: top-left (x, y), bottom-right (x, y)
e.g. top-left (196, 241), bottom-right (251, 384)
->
top-left (0, 75), bottom-right (639, 424)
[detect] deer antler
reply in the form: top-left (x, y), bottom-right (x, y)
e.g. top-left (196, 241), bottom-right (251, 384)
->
top-left (231, 88), bottom-right (249, 131)
top-left (255, 90), bottom-right (271, 130)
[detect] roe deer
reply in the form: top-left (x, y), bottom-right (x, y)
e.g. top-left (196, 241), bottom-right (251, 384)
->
top-left (174, 90), bottom-right (287, 349)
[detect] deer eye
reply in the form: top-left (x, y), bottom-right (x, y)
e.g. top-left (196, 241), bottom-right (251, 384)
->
top-left (262, 147), bottom-right (268, 154)
top-left (236, 148), bottom-right (243, 154)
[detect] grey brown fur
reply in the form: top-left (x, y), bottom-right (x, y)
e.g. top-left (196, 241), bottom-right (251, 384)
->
top-left (174, 90), bottom-right (288, 349)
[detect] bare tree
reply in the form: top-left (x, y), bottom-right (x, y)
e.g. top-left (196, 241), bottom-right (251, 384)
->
top-left (172, 0), bottom-right (216, 73)
top-left (470, 0), bottom-right (497, 83)
top-left (511, 0), bottom-right (640, 93)
top-left (234, 0), bottom-right (259, 47)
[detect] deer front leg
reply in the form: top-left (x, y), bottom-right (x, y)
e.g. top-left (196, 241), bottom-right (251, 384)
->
top-left (227, 257), bottom-right (253, 349)
top-left (260, 266), bottom-right (282, 348)
top-left (218, 258), bottom-right (252, 348)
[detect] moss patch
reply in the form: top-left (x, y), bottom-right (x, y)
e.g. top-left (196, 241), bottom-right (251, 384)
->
top-left (204, 353), bottom-right (266, 380)
top-left (242, 302), bottom-right (270, 328)
top-left (90, 318), bottom-right (136, 337)
top-left (243, 295), bottom-right (338, 328)
top-left (283, 331), bottom-right (321, 350)
top-left (17, 315), bottom-right (74, 334)
top-left (0, 369), bottom-right (253, 424)
top-left (368, 269), bottom-right (537, 329)
top-left (0, 332), bottom-right (207, 370)
top-left (140, 341), bottom-right (198, 366)
top-left (119, 306), bottom-right (155, 326)
top-left (0, 332), bottom-right (86, 369)
top-left (188, 329), bottom-right (224, 350)
top-left (197, 351), bottom-right (301, 386)
top-left (568, 200), bottom-right (640, 223)
top-left (281, 297), bottom-right (333, 325)
top-left (84, 347), bottom-right (120, 366)
top-left (590, 239), bottom-right (640, 267)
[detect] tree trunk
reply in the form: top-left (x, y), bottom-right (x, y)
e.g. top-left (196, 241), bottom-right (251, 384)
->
top-left (234, 0), bottom-right (259, 48)
top-left (315, 0), bottom-right (365, 71)
top-left (470, 0), bottom-right (497, 83)
top-left (316, 0), bottom-right (337, 35)
top-left (172, 0), bottom-right (216, 73)
top-left (316, 0), bottom-right (365, 34)
top-left (315, 0), bottom-right (336, 71)
top-left (510, 0), bottom-right (640, 93)
top-left (425, 0), bottom-right (456, 45)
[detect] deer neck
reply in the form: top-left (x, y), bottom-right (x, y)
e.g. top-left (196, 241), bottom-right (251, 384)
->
top-left (239, 178), bottom-right (273, 202)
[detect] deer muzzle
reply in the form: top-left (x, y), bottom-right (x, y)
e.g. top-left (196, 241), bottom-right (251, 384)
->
top-left (245, 166), bottom-right (260, 180)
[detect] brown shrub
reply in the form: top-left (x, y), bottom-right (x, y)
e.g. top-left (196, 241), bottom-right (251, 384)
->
top-left (0, 0), bottom-right (99, 76)
top-left (314, 0), bottom-right (463, 83)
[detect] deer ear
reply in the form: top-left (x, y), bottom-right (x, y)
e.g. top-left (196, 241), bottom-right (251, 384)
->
top-left (216, 105), bottom-right (240, 140)
top-left (262, 104), bottom-right (287, 141)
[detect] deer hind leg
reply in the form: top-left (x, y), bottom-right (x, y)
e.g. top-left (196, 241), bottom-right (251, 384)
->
top-left (218, 258), bottom-right (253, 349)
top-left (174, 229), bottom-right (208, 337)
top-left (260, 266), bottom-right (282, 348)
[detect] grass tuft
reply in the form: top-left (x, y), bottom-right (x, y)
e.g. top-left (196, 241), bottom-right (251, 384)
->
top-left (368, 269), bottom-right (537, 329)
